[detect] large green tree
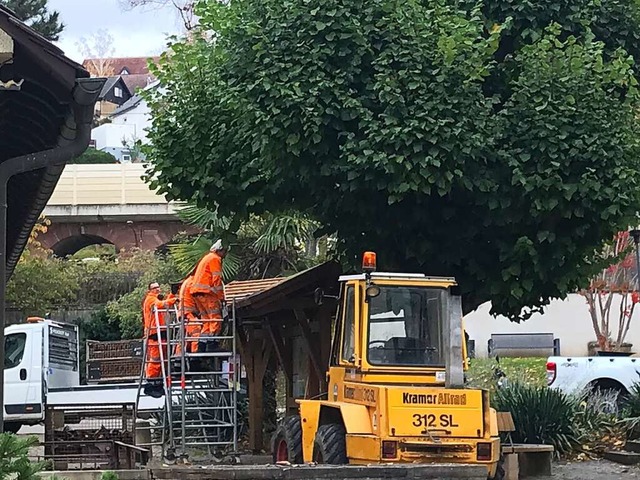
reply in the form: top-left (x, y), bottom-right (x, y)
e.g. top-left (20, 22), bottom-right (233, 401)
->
top-left (1, 0), bottom-right (63, 41)
top-left (144, 0), bottom-right (640, 321)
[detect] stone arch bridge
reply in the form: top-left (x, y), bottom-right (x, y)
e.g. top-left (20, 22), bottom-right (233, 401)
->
top-left (41, 163), bottom-right (199, 257)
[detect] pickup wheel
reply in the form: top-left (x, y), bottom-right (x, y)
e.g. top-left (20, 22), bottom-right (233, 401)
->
top-left (3, 422), bottom-right (22, 434)
top-left (272, 415), bottom-right (303, 464)
top-left (313, 423), bottom-right (347, 464)
top-left (589, 380), bottom-right (628, 415)
top-left (489, 455), bottom-right (505, 480)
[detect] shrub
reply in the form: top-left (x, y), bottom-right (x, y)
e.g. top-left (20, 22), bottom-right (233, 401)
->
top-left (100, 472), bottom-right (120, 480)
top-left (622, 376), bottom-right (640, 418)
top-left (70, 149), bottom-right (117, 164)
top-left (493, 383), bottom-right (580, 455)
top-left (573, 388), bottom-right (620, 453)
top-left (0, 433), bottom-right (45, 479)
top-left (494, 382), bottom-right (619, 456)
top-left (619, 377), bottom-right (640, 434)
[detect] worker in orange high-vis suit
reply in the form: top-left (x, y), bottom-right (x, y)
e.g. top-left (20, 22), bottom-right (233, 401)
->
top-left (189, 239), bottom-right (227, 353)
top-left (142, 282), bottom-right (176, 397)
top-left (175, 275), bottom-right (200, 354)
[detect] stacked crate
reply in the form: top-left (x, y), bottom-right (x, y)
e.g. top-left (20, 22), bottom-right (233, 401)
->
top-left (86, 340), bottom-right (143, 383)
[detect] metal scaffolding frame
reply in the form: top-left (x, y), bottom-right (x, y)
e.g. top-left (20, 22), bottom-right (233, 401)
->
top-left (134, 301), bottom-right (238, 462)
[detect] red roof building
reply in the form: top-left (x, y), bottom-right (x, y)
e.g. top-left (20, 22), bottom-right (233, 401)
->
top-left (82, 56), bottom-right (160, 78)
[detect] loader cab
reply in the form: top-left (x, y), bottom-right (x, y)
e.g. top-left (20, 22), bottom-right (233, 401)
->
top-left (329, 252), bottom-right (464, 385)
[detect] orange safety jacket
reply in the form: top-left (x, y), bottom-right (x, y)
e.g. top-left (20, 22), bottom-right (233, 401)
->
top-left (190, 251), bottom-right (225, 300)
top-left (142, 291), bottom-right (159, 338)
top-left (179, 276), bottom-right (197, 317)
top-left (143, 291), bottom-right (176, 338)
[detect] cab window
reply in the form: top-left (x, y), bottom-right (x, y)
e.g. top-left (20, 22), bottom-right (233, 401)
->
top-left (367, 286), bottom-right (443, 366)
top-left (341, 286), bottom-right (356, 363)
top-left (5, 333), bottom-right (26, 369)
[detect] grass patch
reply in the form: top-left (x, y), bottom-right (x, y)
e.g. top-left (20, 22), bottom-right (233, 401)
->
top-left (466, 357), bottom-right (547, 393)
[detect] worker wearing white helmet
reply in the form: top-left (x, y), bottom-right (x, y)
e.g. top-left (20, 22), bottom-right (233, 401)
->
top-left (189, 239), bottom-right (228, 352)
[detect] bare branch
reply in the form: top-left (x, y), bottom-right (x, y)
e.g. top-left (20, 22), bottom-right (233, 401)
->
top-left (76, 29), bottom-right (116, 77)
top-left (118, 0), bottom-right (197, 31)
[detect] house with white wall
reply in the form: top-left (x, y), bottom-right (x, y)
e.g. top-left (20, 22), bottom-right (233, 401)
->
top-left (465, 293), bottom-right (640, 358)
top-left (90, 81), bottom-right (159, 162)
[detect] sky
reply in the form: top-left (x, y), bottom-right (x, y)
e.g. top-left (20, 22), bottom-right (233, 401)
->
top-left (48, 0), bottom-right (183, 63)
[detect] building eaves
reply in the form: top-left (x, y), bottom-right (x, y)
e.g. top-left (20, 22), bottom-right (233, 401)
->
top-left (0, 6), bottom-right (100, 278)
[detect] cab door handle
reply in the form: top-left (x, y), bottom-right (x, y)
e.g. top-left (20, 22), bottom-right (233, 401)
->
top-left (20, 368), bottom-right (27, 381)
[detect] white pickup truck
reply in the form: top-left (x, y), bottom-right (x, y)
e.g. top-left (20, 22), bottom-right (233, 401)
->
top-left (3, 318), bottom-right (162, 433)
top-left (546, 355), bottom-right (640, 397)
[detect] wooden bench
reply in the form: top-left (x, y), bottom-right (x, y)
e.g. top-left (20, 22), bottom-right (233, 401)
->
top-left (488, 333), bottom-right (560, 358)
top-left (497, 412), bottom-right (554, 478)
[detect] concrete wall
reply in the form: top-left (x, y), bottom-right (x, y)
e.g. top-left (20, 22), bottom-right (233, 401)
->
top-left (465, 293), bottom-right (640, 358)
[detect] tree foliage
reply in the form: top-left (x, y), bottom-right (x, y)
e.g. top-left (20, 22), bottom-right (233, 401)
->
top-left (144, 0), bottom-right (640, 320)
top-left (0, 0), bottom-right (63, 41)
top-left (105, 251), bottom-right (180, 338)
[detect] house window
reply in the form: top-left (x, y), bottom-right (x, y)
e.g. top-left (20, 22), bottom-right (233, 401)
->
top-left (120, 68), bottom-right (129, 75)
top-left (114, 86), bottom-right (123, 98)
top-left (121, 154), bottom-right (132, 163)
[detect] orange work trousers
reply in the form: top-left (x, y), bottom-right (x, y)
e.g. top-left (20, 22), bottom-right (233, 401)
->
top-left (191, 294), bottom-right (223, 352)
top-left (145, 338), bottom-right (167, 379)
top-left (174, 313), bottom-right (202, 355)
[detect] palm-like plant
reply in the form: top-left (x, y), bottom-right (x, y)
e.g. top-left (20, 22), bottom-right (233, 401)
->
top-left (0, 434), bottom-right (44, 479)
top-left (169, 205), bottom-right (321, 281)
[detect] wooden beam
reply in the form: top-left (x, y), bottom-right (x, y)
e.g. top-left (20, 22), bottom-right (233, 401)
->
top-left (240, 298), bottom-right (322, 319)
top-left (236, 318), bottom-right (250, 350)
top-left (266, 319), bottom-right (292, 380)
top-left (293, 309), bottom-right (324, 383)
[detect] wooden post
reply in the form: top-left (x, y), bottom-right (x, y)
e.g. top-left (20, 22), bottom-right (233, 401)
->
top-left (244, 328), bottom-right (273, 453)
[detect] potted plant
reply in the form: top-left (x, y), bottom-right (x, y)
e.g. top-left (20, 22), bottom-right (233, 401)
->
top-left (581, 231), bottom-right (639, 356)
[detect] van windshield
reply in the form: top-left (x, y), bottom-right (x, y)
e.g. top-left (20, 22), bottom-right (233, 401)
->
top-left (367, 286), bottom-right (443, 367)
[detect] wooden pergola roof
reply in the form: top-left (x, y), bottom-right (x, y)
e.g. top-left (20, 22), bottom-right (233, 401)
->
top-left (233, 261), bottom-right (341, 317)
top-left (228, 261), bottom-right (342, 453)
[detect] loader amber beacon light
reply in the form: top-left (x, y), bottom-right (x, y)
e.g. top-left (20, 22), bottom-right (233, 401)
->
top-left (362, 251), bottom-right (377, 272)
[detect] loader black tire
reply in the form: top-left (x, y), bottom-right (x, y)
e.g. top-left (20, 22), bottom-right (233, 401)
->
top-left (489, 455), bottom-right (505, 480)
top-left (272, 415), bottom-right (303, 464)
top-left (313, 423), bottom-right (347, 464)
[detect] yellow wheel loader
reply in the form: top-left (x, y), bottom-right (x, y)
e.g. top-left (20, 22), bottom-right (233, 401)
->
top-left (272, 252), bottom-right (503, 479)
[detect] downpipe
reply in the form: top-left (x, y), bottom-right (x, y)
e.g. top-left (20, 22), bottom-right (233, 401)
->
top-left (0, 77), bottom-right (103, 433)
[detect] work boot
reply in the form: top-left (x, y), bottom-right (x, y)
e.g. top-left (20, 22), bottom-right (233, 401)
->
top-left (143, 379), bottom-right (164, 398)
top-left (205, 340), bottom-right (221, 353)
top-left (189, 358), bottom-right (203, 373)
